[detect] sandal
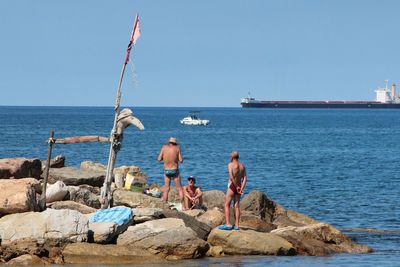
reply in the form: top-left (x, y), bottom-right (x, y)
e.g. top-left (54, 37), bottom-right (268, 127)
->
top-left (217, 224), bottom-right (233, 230)
top-left (232, 226), bottom-right (240, 230)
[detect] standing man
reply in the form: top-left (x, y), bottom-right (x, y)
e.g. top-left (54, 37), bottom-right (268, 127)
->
top-left (183, 176), bottom-right (203, 210)
top-left (219, 151), bottom-right (247, 230)
top-left (157, 137), bottom-right (184, 203)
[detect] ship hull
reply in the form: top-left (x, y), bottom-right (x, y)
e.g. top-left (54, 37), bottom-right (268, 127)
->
top-left (241, 102), bottom-right (400, 109)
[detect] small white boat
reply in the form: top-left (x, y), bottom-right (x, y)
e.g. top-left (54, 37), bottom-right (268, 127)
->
top-left (180, 112), bottom-right (210, 126)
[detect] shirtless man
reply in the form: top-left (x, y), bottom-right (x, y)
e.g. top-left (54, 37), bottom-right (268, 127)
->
top-left (183, 176), bottom-right (203, 210)
top-left (157, 137), bottom-right (184, 203)
top-left (219, 151), bottom-right (247, 230)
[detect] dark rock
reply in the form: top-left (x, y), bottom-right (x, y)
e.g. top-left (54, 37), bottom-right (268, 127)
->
top-left (0, 158), bottom-right (42, 179)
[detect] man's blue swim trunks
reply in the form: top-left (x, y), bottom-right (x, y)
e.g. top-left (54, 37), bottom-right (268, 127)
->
top-left (164, 168), bottom-right (179, 178)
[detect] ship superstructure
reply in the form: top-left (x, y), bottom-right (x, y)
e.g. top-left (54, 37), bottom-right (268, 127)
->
top-left (241, 81), bottom-right (400, 108)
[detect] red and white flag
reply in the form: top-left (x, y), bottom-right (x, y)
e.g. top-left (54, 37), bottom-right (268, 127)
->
top-left (124, 14), bottom-right (141, 65)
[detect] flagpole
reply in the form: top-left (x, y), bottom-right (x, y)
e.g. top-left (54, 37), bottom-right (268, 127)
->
top-left (101, 14), bottom-right (139, 209)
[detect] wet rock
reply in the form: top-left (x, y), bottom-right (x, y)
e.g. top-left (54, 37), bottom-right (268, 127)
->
top-left (207, 228), bottom-right (296, 256)
top-left (0, 158), bottom-right (42, 179)
top-left (47, 167), bottom-right (105, 187)
top-left (5, 254), bottom-right (50, 265)
top-left (271, 223), bottom-right (373, 255)
top-left (117, 218), bottom-right (209, 260)
top-left (0, 178), bottom-right (41, 216)
top-left (62, 243), bottom-right (163, 265)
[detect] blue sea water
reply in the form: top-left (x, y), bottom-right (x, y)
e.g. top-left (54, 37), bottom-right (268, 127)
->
top-left (0, 106), bottom-right (399, 266)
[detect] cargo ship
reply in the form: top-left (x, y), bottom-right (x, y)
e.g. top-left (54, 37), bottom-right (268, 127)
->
top-left (241, 81), bottom-right (400, 108)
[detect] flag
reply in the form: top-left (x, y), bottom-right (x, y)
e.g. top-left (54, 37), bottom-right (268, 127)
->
top-left (124, 14), bottom-right (141, 65)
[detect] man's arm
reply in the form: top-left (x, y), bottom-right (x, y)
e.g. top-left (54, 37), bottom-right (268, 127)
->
top-left (228, 163), bottom-right (236, 186)
top-left (194, 187), bottom-right (203, 199)
top-left (239, 167), bottom-right (247, 194)
top-left (157, 147), bottom-right (164, 161)
top-left (178, 147), bottom-right (183, 163)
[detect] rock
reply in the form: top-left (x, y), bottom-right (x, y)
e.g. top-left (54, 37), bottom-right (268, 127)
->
top-left (163, 209), bottom-right (212, 240)
top-left (0, 158), bottom-right (42, 179)
top-left (239, 211), bottom-right (277, 232)
top-left (117, 218), bottom-right (209, 259)
top-left (202, 190), bottom-right (225, 210)
top-left (183, 209), bottom-right (205, 217)
top-left (80, 161), bottom-right (142, 176)
top-left (0, 209), bottom-right (88, 247)
top-left (132, 208), bottom-right (165, 223)
top-left (66, 185), bottom-right (101, 209)
top-left (46, 180), bottom-right (68, 203)
top-left (0, 178), bottom-right (41, 216)
top-left (62, 243), bottom-right (164, 265)
top-left (113, 189), bottom-right (169, 209)
top-left (206, 246), bottom-right (224, 257)
top-left (271, 223), bottom-right (373, 255)
top-left (41, 154), bottom-right (65, 170)
top-left (167, 186), bottom-right (181, 202)
top-left (207, 228), bottom-right (296, 256)
top-left (88, 221), bottom-right (119, 244)
top-left (47, 167), bottom-right (105, 187)
top-left (0, 238), bottom-right (47, 262)
top-left (5, 254), bottom-right (50, 265)
top-left (197, 208), bottom-right (225, 229)
top-left (48, 200), bottom-right (96, 214)
top-left (240, 190), bottom-right (278, 222)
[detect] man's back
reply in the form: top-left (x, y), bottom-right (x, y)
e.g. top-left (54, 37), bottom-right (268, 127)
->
top-left (229, 160), bottom-right (245, 185)
top-left (159, 144), bottom-right (182, 169)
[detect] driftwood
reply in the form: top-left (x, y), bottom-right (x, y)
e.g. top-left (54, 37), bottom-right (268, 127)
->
top-left (55, 136), bottom-right (109, 144)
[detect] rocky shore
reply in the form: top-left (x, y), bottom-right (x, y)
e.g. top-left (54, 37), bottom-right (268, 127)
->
top-left (0, 157), bottom-right (372, 265)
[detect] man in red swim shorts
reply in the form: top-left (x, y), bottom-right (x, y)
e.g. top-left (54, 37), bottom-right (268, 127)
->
top-left (218, 151), bottom-right (247, 230)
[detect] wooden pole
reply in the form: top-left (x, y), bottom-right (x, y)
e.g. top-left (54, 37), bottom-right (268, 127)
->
top-left (39, 130), bottom-right (55, 211)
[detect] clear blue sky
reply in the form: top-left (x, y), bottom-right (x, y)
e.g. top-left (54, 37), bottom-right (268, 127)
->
top-left (1, 0), bottom-right (400, 107)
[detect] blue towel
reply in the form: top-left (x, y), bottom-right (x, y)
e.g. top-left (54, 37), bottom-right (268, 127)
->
top-left (89, 207), bottom-right (133, 226)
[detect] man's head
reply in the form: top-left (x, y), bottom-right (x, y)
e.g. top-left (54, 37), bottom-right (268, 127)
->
top-left (230, 151), bottom-right (239, 162)
top-left (168, 137), bottom-right (178, 145)
top-left (187, 176), bottom-right (196, 184)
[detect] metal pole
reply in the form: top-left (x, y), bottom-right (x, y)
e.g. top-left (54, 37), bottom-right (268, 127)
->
top-left (39, 130), bottom-right (54, 211)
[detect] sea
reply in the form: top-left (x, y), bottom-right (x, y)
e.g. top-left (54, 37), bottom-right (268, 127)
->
top-left (0, 106), bottom-right (399, 266)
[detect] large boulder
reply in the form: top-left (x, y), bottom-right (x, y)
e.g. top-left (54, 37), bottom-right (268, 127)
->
top-left (163, 209), bottom-right (212, 240)
top-left (117, 218), bottom-right (209, 260)
top-left (197, 208), bottom-right (225, 229)
top-left (207, 228), bottom-right (296, 256)
top-left (0, 158), bottom-right (42, 179)
top-left (0, 209), bottom-right (88, 247)
top-left (62, 243), bottom-right (164, 265)
top-left (271, 223), bottom-right (373, 255)
top-left (4, 254), bottom-right (51, 265)
top-left (202, 190), bottom-right (225, 210)
top-left (240, 190), bottom-right (278, 222)
top-left (113, 189), bottom-right (169, 209)
top-left (47, 167), bottom-right (105, 187)
top-left (0, 178), bottom-right (41, 216)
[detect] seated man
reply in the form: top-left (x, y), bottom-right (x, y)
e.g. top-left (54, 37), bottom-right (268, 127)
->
top-left (183, 176), bottom-right (203, 210)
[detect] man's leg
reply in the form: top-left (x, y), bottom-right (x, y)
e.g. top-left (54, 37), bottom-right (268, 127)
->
top-left (233, 194), bottom-right (241, 227)
top-left (224, 189), bottom-right (234, 226)
top-left (183, 186), bottom-right (190, 210)
top-left (163, 175), bottom-right (171, 202)
top-left (174, 175), bottom-right (184, 206)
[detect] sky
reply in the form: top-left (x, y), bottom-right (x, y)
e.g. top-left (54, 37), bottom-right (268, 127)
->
top-left (1, 0), bottom-right (400, 107)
